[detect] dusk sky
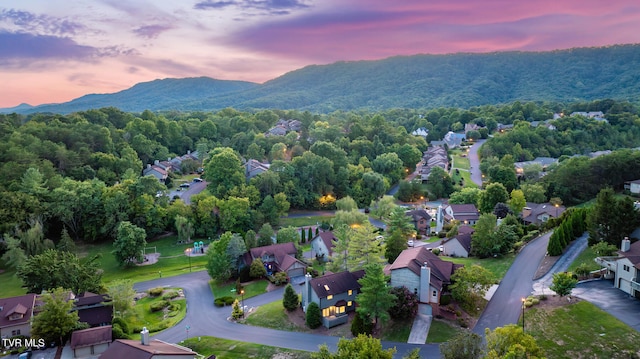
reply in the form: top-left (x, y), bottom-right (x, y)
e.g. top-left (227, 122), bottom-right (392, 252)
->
top-left (2, 1), bottom-right (640, 108)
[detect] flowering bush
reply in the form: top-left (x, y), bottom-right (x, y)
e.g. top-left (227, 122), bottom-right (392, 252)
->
top-left (388, 286), bottom-right (419, 320)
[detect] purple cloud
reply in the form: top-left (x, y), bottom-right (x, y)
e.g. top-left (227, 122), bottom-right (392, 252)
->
top-left (133, 24), bottom-right (173, 39)
top-left (194, 0), bottom-right (309, 14)
top-left (0, 9), bottom-right (85, 36)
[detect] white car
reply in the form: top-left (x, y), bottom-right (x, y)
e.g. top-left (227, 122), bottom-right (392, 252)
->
top-left (407, 240), bottom-right (414, 247)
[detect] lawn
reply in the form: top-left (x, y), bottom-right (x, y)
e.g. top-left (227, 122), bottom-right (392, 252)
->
top-left (242, 299), bottom-right (306, 332)
top-left (279, 215), bottom-right (334, 229)
top-left (426, 319), bottom-right (464, 343)
top-left (182, 336), bottom-right (312, 359)
top-left (442, 254), bottom-right (516, 280)
top-left (0, 261), bottom-right (26, 297)
top-left (209, 279), bottom-right (269, 300)
top-left (380, 318), bottom-right (413, 342)
top-left (526, 300), bottom-right (640, 358)
top-left (567, 245), bottom-right (600, 273)
top-left (127, 289), bottom-right (187, 336)
top-left (77, 235), bottom-right (211, 285)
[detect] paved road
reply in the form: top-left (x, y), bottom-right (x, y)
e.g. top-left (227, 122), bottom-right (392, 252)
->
top-left (473, 231), bottom-right (552, 334)
top-left (134, 272), bottom-right (439, 358)
top-left (467, 139), bottom-right (485, 187)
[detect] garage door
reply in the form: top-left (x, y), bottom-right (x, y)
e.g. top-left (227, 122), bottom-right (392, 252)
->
top-left (287, 268), bottom-right (305, 278)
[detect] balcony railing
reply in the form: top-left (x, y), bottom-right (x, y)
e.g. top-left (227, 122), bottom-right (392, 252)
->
top-left (594, 256), bottom-right (619, 272)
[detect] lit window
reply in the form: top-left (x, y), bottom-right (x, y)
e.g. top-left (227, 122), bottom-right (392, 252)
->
top-left (324, 284), bottom-right (330, 291)
top-left (348, 290), bottom-right (353, 296)
top-left (347, 301), bottom-right (353, 306)
top-left (337, 306), bottom-right (345, 314)
top-left (327, 295), bottom-right (333, 300)
top-left (322, 308), bottom-right (330, 317)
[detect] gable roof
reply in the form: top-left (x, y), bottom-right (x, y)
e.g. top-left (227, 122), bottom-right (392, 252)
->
top-left (313, 231), bottom-right (337, 255)
top-left (100, 339), bottom-right (196, 359)
top-left (71, 325), bottom-right (113, 349)
top-left (406, 209), bottom-right (431, 222)
top-left (619, 240), bottom-right (640, 269)
top-left (441, 232), bottom-right (473, 254)
top-left (75, 292), bottom-right (110, 306)
top-left (0, 293), bottom-right (36, 329)
top-left (310, 270), bottom-right (365, 298)
top-left (522, 202), bottom-right (566, 223)
top-left (389, 247), bottom-right (462, 290)
top-left (247, 242), bottom-right (307, 273)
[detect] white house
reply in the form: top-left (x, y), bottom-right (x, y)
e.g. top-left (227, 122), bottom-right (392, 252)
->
top-left (310, 231), bottom-right (337, 262)
top-left (595, 238), bottom-right (640, 299)
top-left (439, 226), bottom-right (474, 258)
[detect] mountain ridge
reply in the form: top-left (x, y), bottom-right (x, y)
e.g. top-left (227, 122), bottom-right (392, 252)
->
top-left (4, 44), bottom-right (640, 114)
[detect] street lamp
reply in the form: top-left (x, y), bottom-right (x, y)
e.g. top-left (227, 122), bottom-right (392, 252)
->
top-left (240, 289), bottom-right (245, 318)
top-left (521, 297), bottom-right (526, 332)
top-left (555, 203), bottom-right (559, 218)
top-left (185, 248), bottom-right (192, 272)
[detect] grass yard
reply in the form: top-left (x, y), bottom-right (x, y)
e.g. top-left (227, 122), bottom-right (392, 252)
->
top-left (209, 279), bottom-right (269, 300)
top-left (76, 235), bottom-right (211, 285)
top-left (526, 300), bottom-right (640, 358)
top-left (380, 318), bottom-right (413, 342)
top-left (242, 300), bottom-right (306, 332)
top-left (182, 336), bottom-right (312, 359)
top-left (426, 319), bottom-right (464, 343)
top-left (442, 253), bottom-right (515, 281)
top-left (567, 245), bottom-right (600, 273)
top-left (127, 290), bottom-right (187, 336)
top-left (280, 215), bottom-right (334, 228)
top-left (0, 261), bottom-right (26, 297)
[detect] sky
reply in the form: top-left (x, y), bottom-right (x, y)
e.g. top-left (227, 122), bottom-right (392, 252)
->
top-left (2, 1), bottom-right (640, 108)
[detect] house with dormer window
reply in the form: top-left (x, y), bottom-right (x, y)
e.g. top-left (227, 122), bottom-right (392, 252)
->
top-left (0, 293), bottom-right (37, 338)
top-left (301, 270), bottom-right (365, 328)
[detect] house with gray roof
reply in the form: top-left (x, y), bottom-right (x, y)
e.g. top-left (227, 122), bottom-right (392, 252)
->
top-left (595, 238), bottom-right (640, 298)
top-left (244, 242), bottom-right (307, 279)
top-left (521, 202), bottom-right (565, 225)
top-left (439, 226), bottom-right (474, 258)
top-left (0, 293), bottom-right (37, 338)
top-left (301, 270), bottom-right (365, 328)
top-left (310, 231), bottom-right (337, 262)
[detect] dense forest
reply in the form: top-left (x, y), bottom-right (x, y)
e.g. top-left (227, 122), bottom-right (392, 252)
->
top-left (7, 44), bottom-right (640, 115)
top-left (2, 99), bottom-right (640, 252)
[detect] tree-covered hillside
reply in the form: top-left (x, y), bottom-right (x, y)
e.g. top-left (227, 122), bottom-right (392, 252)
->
top-left (7, 44), bottom-right (640, 115)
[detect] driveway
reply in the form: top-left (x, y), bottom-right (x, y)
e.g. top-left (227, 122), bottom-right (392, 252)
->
top-left (573, 279), bottom-right (640, 332)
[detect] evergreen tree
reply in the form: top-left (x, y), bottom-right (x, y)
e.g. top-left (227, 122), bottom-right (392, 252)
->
top-left (282, 284), bottom-right (299, 311)
top-left (356, 264), bottom-right (395, 330)
top-left (308, 227), bottom-right (314, 241)
top-left (306, 302), bottom-right (322, 329)
top-left (250, 258), bottom-right (267, 278)
top-left (350, 312), bottom-right (373, 336)
top-left (231, 299), bottom-right (244, 320)
top-left (57, 228), bottom-right (76, 253)
top-left (384, 229), bottom-right (407, 264)
top-left (301, 228), bottom-right (306, 243)
top-left (547, 230), bottom-right (563, 256)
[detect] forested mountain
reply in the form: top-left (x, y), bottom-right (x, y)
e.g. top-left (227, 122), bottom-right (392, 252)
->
top-left (5, 44), bottom-right (640, 115)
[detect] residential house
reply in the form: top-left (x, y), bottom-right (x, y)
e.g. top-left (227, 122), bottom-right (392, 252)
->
top-left (464, 123), bottom-right (483, 134)
top-left (595, 238), bottom-right (640, 298)
top-left (521, 202), bottom-right (566, 225)
top-left (244, 242), bottom-right (307, 279)
top-left (265, 119), bottom-right (302, 137)
top-left (411, 127), bottom-right (429, 138)
top-left (625, 179), bottom-right (640, 194)
top-left (0, 293), bottom-right (37, 338)
top-left (514, 157), bottom-right (558, 177)
top-left (73, 292), bottom-right (113, 327)
top-left (571, 111), bottom-right (607, 122)
top-left (443, 131), bottom-right (466, 149)
top-left (70, 325), bottom-right (112, 358)
top-left (169, 150), bottom-right (200, 173)
top-left (100, 328), bottom-right (197, 359)
top-left (142, 164), bottom-right (168, 183)
top-left (387, 247), bottom-right (462, 315)
top-left (244, 159), bottom-right (271, 180)
top-left (405, 209), bottom-right (432, 234)
top-left (443, 204), bottom-right (480, 225)
top-left (497, 123), bottom-right (514, 132)
top-left (418, 146), bottom-right (449, 182)
top-left (439, 226), bottom-right (474, 258)
top-left (301, 270), bottom-right (365, 328)
top-left (310, 231), bottom-right (337, 262)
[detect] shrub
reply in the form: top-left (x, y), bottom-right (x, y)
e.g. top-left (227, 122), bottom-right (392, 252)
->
top-left (282, 284), bottom-right (299, 311)
top-left (232, 299), bottom-right (244, 320)
top-left (438, 231), bottom-right (447, 238)
top-left (305, 302), bottom-right (322, 329)
top-left (162, 291), bottom-right (179, 300)
top-left (223, 296), bottom-right (235, 305)
top-left (350, 312), bottom-right (373, 336)
top-left (214, 298), bottom-right (226, 307)
top-left (150, 300), bottom-right (170, 312)
top-left (389, 286), bottom-right (419, 320)
top-left (148, 287), bottom-right (164, 297)
top-left (457, 317), bottom-right (468, 328)
top-left (432, 248), bottom-right (441, 256)
top-left (112, 317), bottom-right (130, 334)
top-left (270, 272), bottom-right (288, 286)
top-left (440, 294), bottom-right (452, 306)
top-left (112, 323), bottom-right (128, 339)
top-left (575, 263), bottom-right (592, 277)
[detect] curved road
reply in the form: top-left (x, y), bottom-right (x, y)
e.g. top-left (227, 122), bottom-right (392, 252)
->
top-left (134, 272), bottom-right (438, 358)
top-left (467, 139), bottom-right (485, 187)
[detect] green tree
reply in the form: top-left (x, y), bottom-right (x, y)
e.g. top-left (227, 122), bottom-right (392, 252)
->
top-left (218, 196), bottom-right (251, 233)
top-left (386, 206), bottom-right (416, 237)
top-left (478, 183), bottom-right (509, 213)
top-left (370, 195), bottom-right (397, 220)
top-left (427, 166), bottom-right (454, 199)
top-left (305, 302), bottom-right (322, 329)
top-left (547, 229), bottom-right (564, 256)
top-left (231, 298), bottom-right (244, 320)
top-left (226, 233), bottom-right (247, 276)
top-left (244, 229), bottom-right (257, 250)
top-left (347, 224), bottom-right (386, 271)
top-left (108, 280), bottom-right (136, 318)
top-left (385, 229), bottom-right (407, 263)
top-left (32, 287), bottom-right (80, 346)
top-left (350, 312), bottom-right (373, 336)
top-left (470, 214), bottom-right (498, 258)
top-left (203, 147), bottom-right (244, 198)
top-left (175, 215), bottom-right (194, 243)
top-left (282, 283), bottom-right (299, 311)
top-left (276, 226), bottom-right (300, 244)
top-left (388, 286), bottom-right (418, 320)
top-left (206, 248), bottom-right (232, 282)
top-left (485, 324), bottom-right (546, 359)
top-left (332, 209), bottom-right (368, 228)
top-left (395, 144), bottom-right (422, 172)
top-left (450, 265), bottom-right (495, 310)
top-left (274, 192), bottom-right (290, 217)
top-left (1, 235), bottom-right (27, 270)
top-left (17, 249), bottom-right (102, 294)
top-left (356, 264), bottom-right (395, 330)
top-left (439, 331), bottom-right (483, 359)
top-left (336, 196), bottom-right (358, 211)
top-left (56, 228), bottom-right (76, 253)
top-left (250, 258), bottom-right (267, 278)
top-left (372, 152), bottom-right (404, 184)
top-left (448, 187), bottom-right (482, 206)
top-left (312, 335), bottom-right (395, 359)
top-left (550, 272), bottom-right (578, 297)
top-left (591, 241), bottom-right (618, 256)
top-left (509, 189), bottom-right (527, 214)
top-left (520, 183), bottom-right (547, 203)
top-left (113, 221), bottom-right (147, 266)
top-left (258, 223), bottom-right (275, 247)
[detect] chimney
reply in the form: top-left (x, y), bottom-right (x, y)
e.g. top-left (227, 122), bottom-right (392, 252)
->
top-left (141, 327), bottom-right (150, 345)
top-left (303, 273), bottom-right (312, 312)
top-left (154, 159), bottom-right (159, 165)
top-left (621, 237), bottom-right (631, 252)
top-left (419, 262), bottom-right (431, 304)
top-left (522, 207), bottom-right (532, 218)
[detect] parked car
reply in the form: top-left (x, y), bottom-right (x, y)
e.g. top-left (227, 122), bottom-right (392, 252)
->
top-left (407, 240), bottom-right (414, 247)
top-left (193, 178), bottom-right (203, 182)
top-left (180, 183), bottom-right (190, 188)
